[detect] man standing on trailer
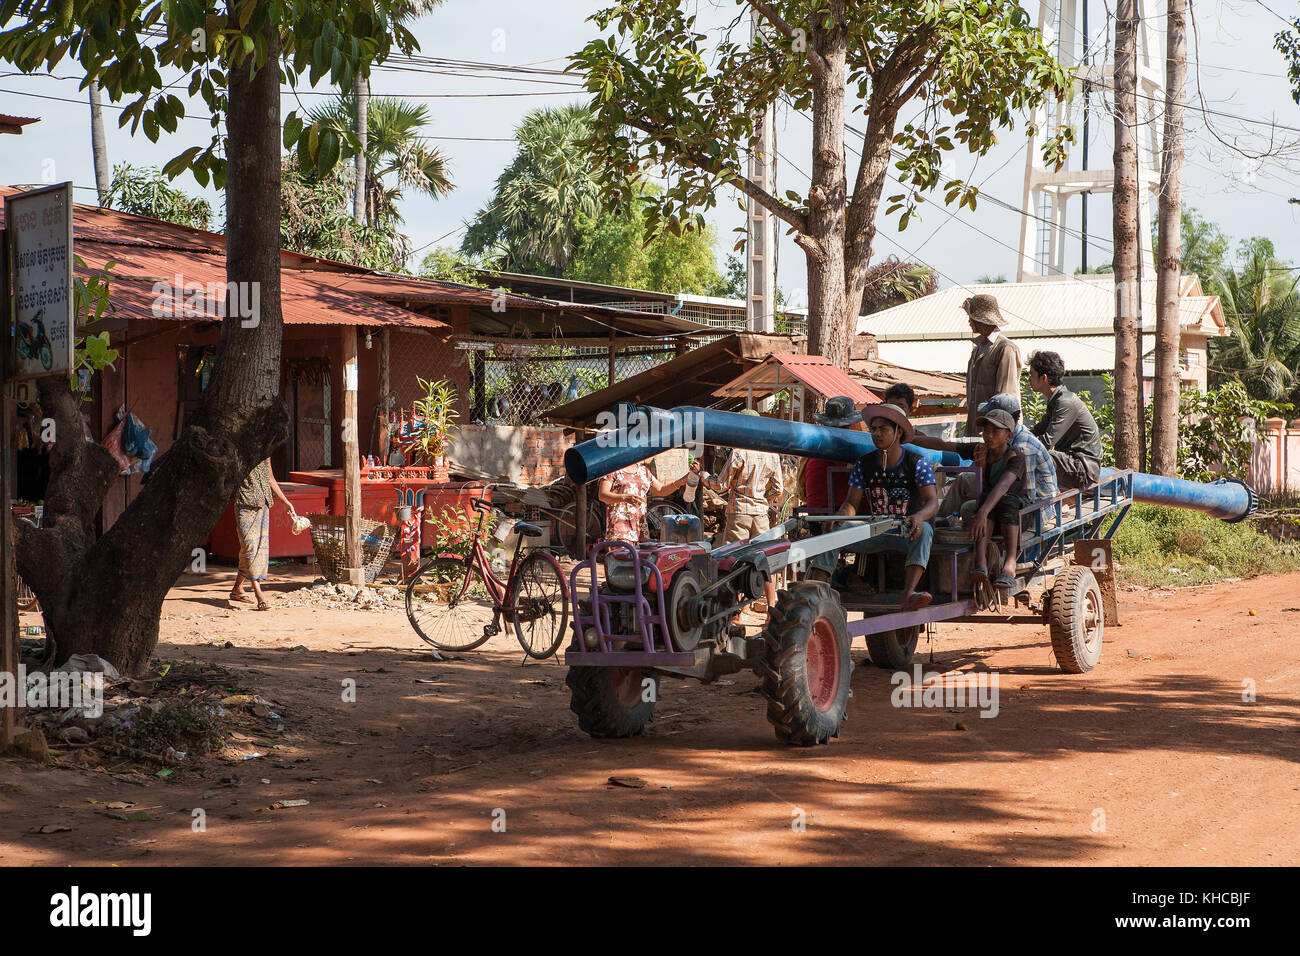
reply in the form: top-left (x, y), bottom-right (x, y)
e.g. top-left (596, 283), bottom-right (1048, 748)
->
top-left (962, 294), bottom-right (1022, 435)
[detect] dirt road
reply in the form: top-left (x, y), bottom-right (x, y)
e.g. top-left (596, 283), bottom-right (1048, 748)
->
top-left (3, 567), bottom-right (1298, 866)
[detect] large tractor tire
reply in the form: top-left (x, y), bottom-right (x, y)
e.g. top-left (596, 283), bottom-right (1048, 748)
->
top-left (1048, 566), bottom-right (1104, 674)
top-left (866, 625), bottom-right (921, 670)
top-left (761, 582), bottom-right (853, 746)
top-left (566, 666), bottom-right (657, 738)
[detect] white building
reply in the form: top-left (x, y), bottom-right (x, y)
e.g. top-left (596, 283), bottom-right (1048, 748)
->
top-left (857, 274), bottom-right (1226, 393)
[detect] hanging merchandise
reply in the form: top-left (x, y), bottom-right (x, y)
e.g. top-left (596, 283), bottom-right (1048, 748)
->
top-left (101, 417), bottom-right (135, 474)
top-left (121, 412), bottom-right (159, 473)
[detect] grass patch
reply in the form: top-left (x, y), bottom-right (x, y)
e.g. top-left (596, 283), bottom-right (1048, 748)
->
top-left (1114, 504), bottom-right (1300, 587)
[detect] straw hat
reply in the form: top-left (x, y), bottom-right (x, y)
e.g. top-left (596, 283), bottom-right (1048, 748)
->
top-left (962, 293), bottom-right (1008, 329)
top-left (865, 403), bottom-right (915, 443)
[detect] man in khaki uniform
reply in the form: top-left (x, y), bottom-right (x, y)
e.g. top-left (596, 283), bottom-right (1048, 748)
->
top-left (702, 409), bottom-right (784, 618)
top-left (962, 294), bottom-right (1022, 434)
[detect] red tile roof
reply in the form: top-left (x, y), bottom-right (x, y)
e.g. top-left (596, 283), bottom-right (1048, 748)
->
top-left (769, 353), bottom-right (881, 405)
top-left (0, 114), bottom-right (38, 134)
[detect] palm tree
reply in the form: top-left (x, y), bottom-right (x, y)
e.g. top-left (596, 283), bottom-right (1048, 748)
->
top-left (351, 1), bottom-right (445, 224)
top-left (1210, 248), bottom-right (1300, 403)
top-left (462, 104), bottom-right (600, 277)
top-left (308, 94), bottom-right (453, 244)
top-left (88, 76), bottom-right (110, 204)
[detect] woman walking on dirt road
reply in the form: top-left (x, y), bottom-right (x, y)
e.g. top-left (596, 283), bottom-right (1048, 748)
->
top-left (230, 458), bottom-right (297, 610)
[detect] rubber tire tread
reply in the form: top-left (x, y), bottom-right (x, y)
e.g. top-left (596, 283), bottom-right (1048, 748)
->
top-left (566, 667), bottom-right (657, 738)
top-left (760, 581), bottom-right (853, 747)
top-left (866, 625), bottom-right (921, 669)
top-left (1049, 565), bottom-right (1103, 674)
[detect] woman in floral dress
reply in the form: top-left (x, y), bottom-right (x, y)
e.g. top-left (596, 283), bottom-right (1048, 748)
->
top-left (597, 460), bottom-right (694, 542)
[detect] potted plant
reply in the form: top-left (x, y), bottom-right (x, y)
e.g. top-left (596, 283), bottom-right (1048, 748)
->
top-left (413, 377), bottom-right (459, 481)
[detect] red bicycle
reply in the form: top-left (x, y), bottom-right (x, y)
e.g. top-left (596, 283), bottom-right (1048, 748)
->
top-left (404, 489), bottom-right (570, 659)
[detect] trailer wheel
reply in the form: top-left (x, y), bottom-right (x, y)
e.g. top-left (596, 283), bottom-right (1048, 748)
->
top-left (866, 625), bottom-right (921, 670)
top-left (761, 582), bottom-right (852, 747)
top-left (566, 666), bottom-right (657, 738)
top-left (1049, 566), bottom-right (1104, 673)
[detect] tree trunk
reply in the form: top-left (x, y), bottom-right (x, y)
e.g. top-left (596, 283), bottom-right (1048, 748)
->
top-left (803, 15), bottom-right (850, 372)
top-left (353, 73), bottom-right (369, 225)
top-left (1112, 0), bottom-right (1142, 471)
top-left (15, 14), bottom-right (288, 675)
top-left (88, 77), bottom-right (110, 204)
top-left (1152, 0), bottom-right (1186, 476)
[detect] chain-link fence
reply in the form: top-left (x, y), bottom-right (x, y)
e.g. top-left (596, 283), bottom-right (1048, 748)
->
top-left (482, 343), bottom-right (676, 425)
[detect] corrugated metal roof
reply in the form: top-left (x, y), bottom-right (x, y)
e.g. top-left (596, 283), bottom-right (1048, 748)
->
top-left (716, 352), bottom-right (879, 405)
top-left (849, 358), bottom-right (967, 397)
top-left (73, 244), bottom-right (449, 329)
top-left (0, 115), bottom-right (39, 134)
top-left (876, 334), bottom-right (1205, 377)
top-left (858, 275), bottom-right (1225, 341)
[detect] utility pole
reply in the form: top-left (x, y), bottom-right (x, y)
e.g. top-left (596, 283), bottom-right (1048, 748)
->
top-left (746, 7), bottom-right (776, 334)
top-left (1113, 0), bottom-right (1143, 472)
top-left (1152, 0), bottom-right (1186, 476)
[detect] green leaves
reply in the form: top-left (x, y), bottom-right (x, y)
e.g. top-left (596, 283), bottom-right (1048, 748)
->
top-left (0, 1), bottom-right (421, 191)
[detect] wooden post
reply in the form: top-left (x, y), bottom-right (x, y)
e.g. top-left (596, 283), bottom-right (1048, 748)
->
top-left (378, 327), bottom-right (391, 411)
top-left (575, 478), bottom-right (588, 558)
top-left (472, 349), bottom-right (486, 422)
top-left (342, 327), bottom-right (364, 586)
top-left (607, 329), bottom-right (616, 385)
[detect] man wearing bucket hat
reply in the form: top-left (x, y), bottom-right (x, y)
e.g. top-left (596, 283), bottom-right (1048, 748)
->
top-left (962, 294), bottom-right (1022, 434)
top-left (808, 403), bottom-right (938, 612)
top-left (802, 395), bottom-right (862, 511)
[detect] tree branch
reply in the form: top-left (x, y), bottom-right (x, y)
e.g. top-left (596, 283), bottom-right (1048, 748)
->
top-left (746, 0), bottom-right (829, 80)
top-left (625, 117), bottom-right (810, 235)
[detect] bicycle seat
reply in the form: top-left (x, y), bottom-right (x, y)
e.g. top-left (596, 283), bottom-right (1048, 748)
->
top-left (513, 521), bottom-right (544, 538)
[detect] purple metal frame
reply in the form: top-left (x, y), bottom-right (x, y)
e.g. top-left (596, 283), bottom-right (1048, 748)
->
top-left (566, 539), bottom-right (695, 667)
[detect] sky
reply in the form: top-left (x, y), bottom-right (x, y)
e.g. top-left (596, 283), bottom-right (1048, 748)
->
top-left (3, 0), bottom-right (1300, 308)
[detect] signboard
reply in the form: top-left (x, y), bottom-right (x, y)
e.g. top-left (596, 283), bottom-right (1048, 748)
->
top-left (5, 182), bottom-right (74, 381)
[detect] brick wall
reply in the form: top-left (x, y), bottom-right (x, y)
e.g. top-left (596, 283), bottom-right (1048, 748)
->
top-left (449, 424), bottom-right (570, 487)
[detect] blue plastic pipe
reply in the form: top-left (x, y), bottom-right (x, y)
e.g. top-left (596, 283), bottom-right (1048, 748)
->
top-left (1101, 468), bottom-right (1258, 522)
top-left (564, 404), bottom-right (965, 485)
top-left (565, 404), bottom-right (1259, 524)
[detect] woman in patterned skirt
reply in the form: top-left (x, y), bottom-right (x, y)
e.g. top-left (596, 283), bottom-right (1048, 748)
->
top-left (230, 458), bottom-right (297, 610)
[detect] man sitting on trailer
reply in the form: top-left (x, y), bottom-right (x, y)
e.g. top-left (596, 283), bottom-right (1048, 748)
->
top-left (912, 392), bottom-right (1057, 518)
top-left (1026, 350), bottom-right (1102, 491)
top-left (964, 408), bottom-right (1028, 591)
top-left (808, 404), bottom-right (939, 612)
top-left (801, 395), bottom-right (862, 512)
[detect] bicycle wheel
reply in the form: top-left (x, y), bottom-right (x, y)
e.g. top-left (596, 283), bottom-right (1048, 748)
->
top-left (405, 557), bottom-right (497, 652)
top-left (507, 551), bottom-right (570, 660)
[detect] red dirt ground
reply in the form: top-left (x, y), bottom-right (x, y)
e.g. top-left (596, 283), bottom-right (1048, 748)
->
top-left (2, 566), bottom-right (1298, 866)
